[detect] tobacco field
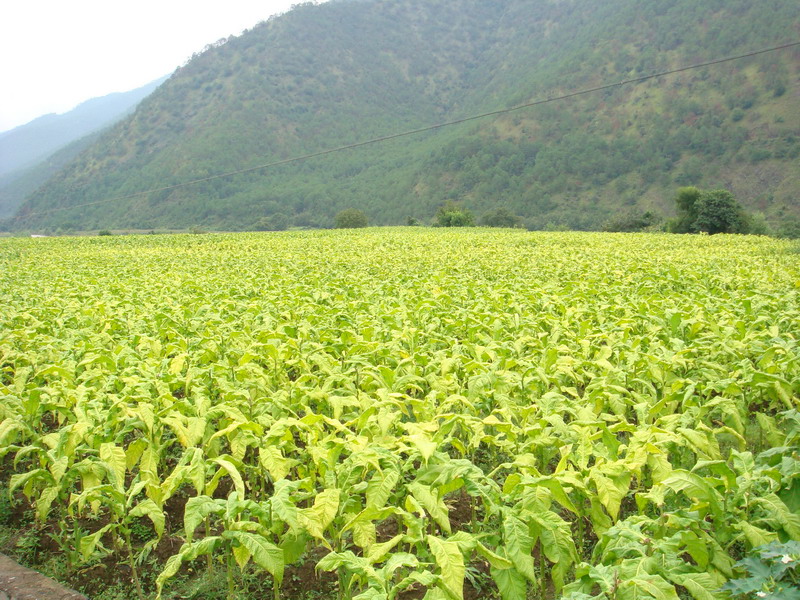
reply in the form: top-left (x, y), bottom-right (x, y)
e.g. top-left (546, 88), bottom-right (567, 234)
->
top-left (0, 229), bottom-right (798, 600)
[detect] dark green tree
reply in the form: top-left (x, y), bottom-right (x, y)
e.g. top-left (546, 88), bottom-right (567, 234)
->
top-left (434, 201), bottom-right (475, 227)
top-left (777, 217), bottom-right (800, 239)
top-left (602, 210), bottom-right (660, 232)
top-left (254, 213), bottom-right (289, 231)
top-left (480, 207), bottom-right (521, 228)
top-left (335, 208), bottom-right (368, 229)
top-left (693, 189), bottom-right (747, 234)
top-left (669, 187), bottom-right (749, 234)
top-left (670, 186), bottom-right (703, 233)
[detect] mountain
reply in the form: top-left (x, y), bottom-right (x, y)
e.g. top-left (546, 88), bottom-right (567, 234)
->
top-left (0, 133), bottom-right (103, 219)
top-left (7, 0), bottom-right (799, 232)
top-left (0, 77), bottom-right (166, 218)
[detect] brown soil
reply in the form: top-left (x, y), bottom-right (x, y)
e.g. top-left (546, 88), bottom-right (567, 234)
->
top-left (282, 546), bottom-right (338, 598)
top-left (446, 489), bottom-right (474, 532)
top-left (70, 554), bottom-right (132, 598)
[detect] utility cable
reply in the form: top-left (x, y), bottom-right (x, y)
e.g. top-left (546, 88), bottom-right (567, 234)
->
top-left (11, 39), bottom-right (800, 221)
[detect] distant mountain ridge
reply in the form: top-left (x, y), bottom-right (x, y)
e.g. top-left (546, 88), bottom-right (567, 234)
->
top-left (0, 77), bottom-right (166, 218)
top-left (0, 77), bottom-right (167, 177)
top-left (6, 0), bottom-right (799, 231)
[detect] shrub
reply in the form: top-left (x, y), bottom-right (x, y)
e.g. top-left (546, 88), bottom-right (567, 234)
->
top-left (693, 189), bottom-right (747, 234)
top-left (743, 212), bottom-right (772, 236)
top-left (480, 208), bottom-right (521, 228)
top-left (254, 213), bottom-right (289, 231)
top-left (722, 541), bottom-right (800, 599)
top-left (335, 208), bottom-right (368, 229)
top-left (777, 217), bottom-right (800, 239)
top-left (434, 201), bottom-right (474, 227)
top-left (602, 211), bottom-right (660, 232)
top-left (670, 186), bottom-right (750, 234)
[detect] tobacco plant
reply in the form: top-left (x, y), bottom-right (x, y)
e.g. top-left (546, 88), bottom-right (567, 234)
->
top-left (0, 230), bottom-right (798, 600)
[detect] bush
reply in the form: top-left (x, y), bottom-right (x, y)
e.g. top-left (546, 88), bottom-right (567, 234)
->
top-left (98, 230), bottom-right (113, 236)
top-left (693, 189), bottom-right (747, 234)
top-left (434, 202), bottom-right (475, 227)
top-left (670, 186), bottom-right (750, 234)
top-left (777, 217), bottom-right (800, 239)
top-left (480, 208), bottom-right (521, 228)
top-left (254, 213), bottom-right (289, 231)
top-left (743, 212), bottom-right (772, 236)
top-left (335, 208), bottom-right (368, 229)
top-left (722, 541), bottom-right (800, 599)
top-left (602, 210), bottom-right (660, 232)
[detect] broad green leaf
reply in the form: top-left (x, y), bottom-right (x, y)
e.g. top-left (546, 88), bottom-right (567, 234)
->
top-left (259, 446), bottom-right (297, 482)
top-left (9, 469), bottom-right (50, 497)
top-left (661, 470), bottom-right (722, 520)
top-left (80, 524), bottom-right (111, 561)
top-left (754, 493), bottom-right (800, 539)
top-left (408, 432), bottom-right (437, 462)
top-left (129, 498), bottom-right (165, 538)
top-left (409, 482), bottom-right (451, 534)
top-left (99, 442), bottom-right (127, 491)
top-left (317, 550), bottom-right (375, 578)
top-left (184, 495), bottom-right (223, 540)
top-left (491, 566), bottom-right (527, 600)
top-left (299, 488), bottom-right (339, 544)
top-left (156, 536), bottom-right (222, 597)
top-left (670, 573), bottom-right (726, 600)
top-left (590, 466), bottom-right (630, 521)
top-left (365, 534), bottom-right (403, 563)
top-left (428, 535), bottom-right (465, 600)
top-left (353, 519), bottom-right (376, 548)
top-left (271, 480), bottom-right (301, 533)
top-left (366, 466), bottom-right (400, 510)
top-left (36, 486), bottom-right (59, 522)
top-left (476, 541), bottom-right (513, 570)
top-left (211, 457), bottom-right (246, 497)
top-left (223, 530), bottom-right (284, 584)
top-left (353, 590), bottom-right (388, 600)
top-left (502, 513), bottom-right (536, 583)
top-left (233, 542), bottom-right (251, 569)
top-left (737, 521), bottom-right (778, 548)
top-left (624, 575), bottom-right (681, 600)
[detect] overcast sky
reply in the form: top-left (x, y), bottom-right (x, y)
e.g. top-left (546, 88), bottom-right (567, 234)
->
top-left (0, 0), bottom-right (301, 133)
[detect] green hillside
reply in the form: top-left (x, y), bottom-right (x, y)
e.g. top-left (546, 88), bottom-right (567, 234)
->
top-left (7, 0), bottom-right (800, 232)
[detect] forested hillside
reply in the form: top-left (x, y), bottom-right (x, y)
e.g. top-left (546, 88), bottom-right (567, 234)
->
top-left (7, 0), bottom-right (799, 231)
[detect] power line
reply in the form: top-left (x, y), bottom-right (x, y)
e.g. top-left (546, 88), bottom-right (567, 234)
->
top-left (12, 39), bottom-right (800, 222)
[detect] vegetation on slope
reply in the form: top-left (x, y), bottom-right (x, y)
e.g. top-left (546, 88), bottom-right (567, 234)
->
top-left (6, 0), bottom-right (799, 232)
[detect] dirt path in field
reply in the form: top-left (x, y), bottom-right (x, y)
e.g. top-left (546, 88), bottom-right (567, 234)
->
top-left (0, 553), bottom-right (87, 600)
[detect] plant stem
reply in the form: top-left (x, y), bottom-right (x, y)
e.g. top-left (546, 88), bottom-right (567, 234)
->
top-left (539, 549), bottom-right (546, 600)
top-left (206, 516), bottom-right (213, 575)
top-left (470, 496), bottom-right (477, 532)
top-left (124, 530), bottom-right (145, 600)
top-left (227, 551), bottom-right (236, 600)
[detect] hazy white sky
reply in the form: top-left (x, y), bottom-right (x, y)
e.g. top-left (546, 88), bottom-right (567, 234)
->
top-left (0, 0), bottom-right (300, 132)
